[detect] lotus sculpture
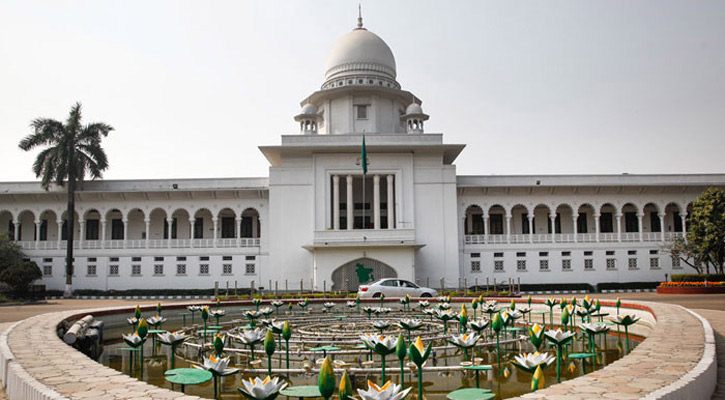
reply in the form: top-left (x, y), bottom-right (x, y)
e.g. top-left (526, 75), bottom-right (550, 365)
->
top-left (447, 332), bottom-right (479, 361)
top-left (238, 376), bottom-right (288, 400)
top-left (361, 333), bottom-right (397, 381)
top-left (610, 314), bottom-right (640, 353)
top-left (408, 337), bottom-right (432, 398)
top-left (157, 331), bottom-right (188, 368)
top-left (357, 380), bottom-right (411, 400)
top-left (544, 329), bottom-right (576, 382)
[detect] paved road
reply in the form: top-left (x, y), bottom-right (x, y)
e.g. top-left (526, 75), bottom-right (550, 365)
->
top-left (1, 294), bottom-right (724, 399)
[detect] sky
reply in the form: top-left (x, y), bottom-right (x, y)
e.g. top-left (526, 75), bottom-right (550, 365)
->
top-left (1, 1), bottom-right (724, 182)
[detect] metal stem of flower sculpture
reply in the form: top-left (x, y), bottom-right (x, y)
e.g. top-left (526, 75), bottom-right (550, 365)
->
top-left (396, 334), bottom-right (406, 386)
top-left (409, 337), bottom-right (432, 399)
top-left (282, 321), bottom-right (292, 372)
top-left (544, 329), bottom-right (575, 383)
top-left (318, 357), bottom-right (336, 400)
top-left (264, 329), bottom-right (275, 376)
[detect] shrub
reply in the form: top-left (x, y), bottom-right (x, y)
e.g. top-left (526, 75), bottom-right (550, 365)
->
top-left (671, 274), bottom-right (725, 282)
top-left (596, 281), bottom-right (660, 291)
top-left (0, 261), bottom-right (42, 299)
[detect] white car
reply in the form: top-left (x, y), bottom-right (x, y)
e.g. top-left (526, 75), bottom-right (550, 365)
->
top-left (357, 278), bottom-right (438, 299)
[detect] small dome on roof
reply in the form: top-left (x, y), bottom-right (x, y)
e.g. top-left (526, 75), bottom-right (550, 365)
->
top-left (406, 103), bottom-right (423, 115)
top-left (301, 104), bottom-right (318, 115)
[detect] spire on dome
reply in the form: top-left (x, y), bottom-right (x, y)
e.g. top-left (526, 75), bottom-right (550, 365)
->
top-left (357, 4), bottom-right (364, 29)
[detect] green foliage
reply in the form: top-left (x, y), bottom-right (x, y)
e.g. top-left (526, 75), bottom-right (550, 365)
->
top-left (0, 233), bottom-right (24, 275)
top-left (671, 274), bottom-right (725, 282)
top-left (685, 187), bottom-right (725, 274)
top-left (596, 281), bottom-right (661, 290)
top-left (0, 261), bottom-right (41, 299)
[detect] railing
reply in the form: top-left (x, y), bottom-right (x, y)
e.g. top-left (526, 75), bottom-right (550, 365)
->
top-left (463, 231), bottom-right (685, 246)
top-left (599, 233), bottom-right (618, 242)
top-left (553, 233), bottom-right (576, 243)
top-left (14, 237), bottom-right (261, 251)
top-left (313, 229), bottom-right (415, 245)
top-left (464, 234), bottom-right (486, 244)
top-left (621, 232), bottom-right (639, 242)
top-left (577, 233), bottom-right (597, 243)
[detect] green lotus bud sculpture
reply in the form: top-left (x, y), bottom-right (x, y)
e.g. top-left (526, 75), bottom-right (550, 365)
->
top-left (471, 298), bottom-right (478, 319)
top-left (509, 299), bottom-right (516, 311)
top-left (213, 333), bottom-right (226, 357)
top-left (264, 329), bottom-right (276, 375)
top-left (458, 304), bottom-right (469, 333)
top-left (491, 313), bottom-right (503, 370)
top-left (156, 302), bottom-right (162, 315)
top-left (560, 306), bottom-right (570, 329)
top-left (409, 337), bottom-right (432, 399)
top-left (531, 364), bottom-right (545, 392)
top-left (528, 323), bottom-right (544, 350)
top-left (282, 321), bottom-right (292, 370)
top-left (339, 371), bottom-right (353, 400)
top-left (134, 304), bottom-right (142, 320)
top-left (318, 357), bottom-right (336, 400)
top-left (396, 333), bottom-right (407, 385)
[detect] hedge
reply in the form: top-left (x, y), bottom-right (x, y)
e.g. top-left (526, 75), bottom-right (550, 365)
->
top-left (596, 281), bottom-right (660, 291)
top-left (671, 274), bottom-right (725, 282)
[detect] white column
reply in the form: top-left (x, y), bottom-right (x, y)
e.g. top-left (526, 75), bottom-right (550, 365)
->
top-left (659, 213), bottom-right (665, 242)
top-left (681, 213), bottom-right (688, 241)
top-left (373, 174), bottom-right (380, 229)
top-left (482, 215), bottom-right (488, 244)
top-left (79, 220), bottom-right (85, 249)
top-left (386, 174), bottom-right (394, 229)
top-left (235, 216), bottom-right (241, 246)
top-left (188, 219), bottom-right (195, 248)
top-left (100, 219), bottom-right (107, 249)
top-left (527, 215), bottom-right (534, 243)
top-left (145, 219), bottom-right (151, 248)
top-left (637, 213), bottom-right (644, 242)
top-left (212, 217), bottom-right (218, 247)
top-left (166, 218), bottom-right (173, 248)
top-left (572, 213), bottom-right (579, 243)
top-left (550, 214), bottom-right (556, 243)
top-left (34, 220), bottom-right (41, 249)
top-left (616, 213), bottom-right (623, 242)
top-left (55, 220), bottom-right (62, 246)
top-left (333, 175), bottom-right (340, 230)
top-left (123, 219), bottom-right (129, 249)
top-left (346, 175), bottom-right (353, 230)
top-left (594, 213), bottom-right (601, 243)
top-left (505, 215), bottom-right (511, 244)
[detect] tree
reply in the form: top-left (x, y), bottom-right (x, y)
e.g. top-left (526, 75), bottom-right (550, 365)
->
top-left (687, 187), bottom-right (725, 274)
top-left (0, 262), bottom-right (42, 299)
top-left (664, 236), bottom-right (704, 274)
top-left (0, 233), bottom-right (24, 275)
top-left (18, 103), bottom-right (113, 297)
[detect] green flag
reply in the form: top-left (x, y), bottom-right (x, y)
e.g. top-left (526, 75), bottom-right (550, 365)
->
top-left (361, 135), bottom-right (367, 176)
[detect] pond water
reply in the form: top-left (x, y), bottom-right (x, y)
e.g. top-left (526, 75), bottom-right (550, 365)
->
top-left (98, 303), bottom-right (640, 400)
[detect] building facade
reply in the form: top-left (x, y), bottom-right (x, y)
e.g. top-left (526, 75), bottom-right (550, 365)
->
top-left (1, 18), bottom-right (723, 292)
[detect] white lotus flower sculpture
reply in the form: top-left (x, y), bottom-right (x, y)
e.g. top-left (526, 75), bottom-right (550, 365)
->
top-left (197, 354), bottom-right (238, 376)
top-left (468, 318), bottom-right (490, 333)
top-left (418, 300), bottom-right (429, 308)
top-left (347, 300), bottom-right (357, 308)
top-left (447, 333), bottom-right (479, 361)
top-left (238, 376), bottom-right (288, 400)
top-left (357, 380), bottom-right (411, 400)
top-left (157, 331), bottom-right (188, 346)
top-left (122, 331), bottom-right (144, 348)
top-left (259, 306), bottom-right (274, 316)
top-left (511, 352), bottom-right (556, 374)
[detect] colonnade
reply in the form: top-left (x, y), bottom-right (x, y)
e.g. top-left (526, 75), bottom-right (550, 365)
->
top-left (331, 174), bottom-right (394, 230)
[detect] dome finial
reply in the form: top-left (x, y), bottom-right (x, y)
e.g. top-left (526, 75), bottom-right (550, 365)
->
top-left (357, 4), bottom-right (364, 29)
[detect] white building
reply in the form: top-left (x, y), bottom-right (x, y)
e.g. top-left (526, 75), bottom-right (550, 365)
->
top-left (1, 18), bottom-right (724, 293)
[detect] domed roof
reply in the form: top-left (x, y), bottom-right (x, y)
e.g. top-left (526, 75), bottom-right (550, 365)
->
top-left (300, 103), bottom-right (318, 115)
top-left (406, 103), bottom-right (424, 115)
top-left (324, 27), bottom-right (397, 83)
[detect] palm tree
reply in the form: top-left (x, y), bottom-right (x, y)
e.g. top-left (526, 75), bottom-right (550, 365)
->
top-left (18, 103), bottom-right (113, 297)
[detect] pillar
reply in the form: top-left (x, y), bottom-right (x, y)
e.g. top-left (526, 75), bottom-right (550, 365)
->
top-left (145, 219), bottom-right (151, 249)
top-left (387, 174), bottom-right (394, 229)
top-left (166, 218), bottom-right (173, 248)
top-left (659, 213), bottom-right (665, 242)
top-left (637, 213), bottom-right (644, 242)
top-left (505, 215), bottom-right (511, 244)
top-left (189, 219), bottom-right (195, 248)
top-left (482, 215), bottom-right (488, 244)
top-left (594, 213), bottom-right (600, 243)
top-left (373, 174), bottom-right (380, 229)
top-left (681, 213), bottom-right (688, 241)
top-left (212, 217), bottom-right (218, 247)
top-left (333, 175), bottom-right (340, 230)
top-left (56, 219), bottom-right (62, 246)
top-left (100, 219), bottom-right (107, 249)
top-left (616, 213), bottom-right (623, 242)
top-left (34, 220), bottom-right (41, 249)
top-left (79, 220), bottom-right (85, 249)
top-left (572, 213), bottom-right (579, 243)
top-left (236, 216), bottom-right (241, 246)
top-left (123, 219), bottom-right (129, 248)
top-left (346, 175), bottom-right (353, 230)
top-left (527, 215), bottom-right (534, 243)
top-left (550, 214), bottom-right (556, 243)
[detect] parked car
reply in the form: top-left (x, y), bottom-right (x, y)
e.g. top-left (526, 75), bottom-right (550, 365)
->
top-left (357, 278), bottom-right (438, 299)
